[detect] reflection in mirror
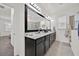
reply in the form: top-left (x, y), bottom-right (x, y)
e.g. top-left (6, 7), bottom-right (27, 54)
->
top-left (26, 5), bottom-right (51, 32)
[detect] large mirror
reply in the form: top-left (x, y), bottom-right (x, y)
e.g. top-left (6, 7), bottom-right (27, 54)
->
top-left (25, 5), bottom-right (51, 32)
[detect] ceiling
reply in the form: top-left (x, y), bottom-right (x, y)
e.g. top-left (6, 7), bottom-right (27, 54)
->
top-left (36, 3), bottom-right (79, 18)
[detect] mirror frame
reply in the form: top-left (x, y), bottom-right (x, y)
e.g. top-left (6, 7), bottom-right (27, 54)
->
top-left (25, 4), bottom-right (51, 32)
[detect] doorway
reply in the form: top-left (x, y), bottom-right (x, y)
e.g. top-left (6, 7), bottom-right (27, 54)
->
top-left (0, 4), bottom-right (14, 56)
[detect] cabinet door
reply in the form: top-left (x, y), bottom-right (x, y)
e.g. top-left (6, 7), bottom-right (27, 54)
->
top-left (50, 33), bottom-right (56, 46)
top-left (50, 34), bottom-right (53, 45)
top-left (25, 37), bottom-right (35, 56)
top-left (45, 35), bottom-right (50, 53)
top-left (53, 33), bottom-right (56, 40)
top-left (36, 42), bottom-right (44, 56)
top-left (36, 37), bottom-right (44, 56)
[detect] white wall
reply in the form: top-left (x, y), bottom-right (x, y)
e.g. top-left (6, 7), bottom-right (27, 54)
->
top-left (57, 16), bottom-right (67, 30)
top-left (71, 30), bottom-right (79, 55)
top-left (4, 3), bottom-right (25, 56)
top-left (49, 20), bottom-right (55, 32)
top-left (0, 7), bottom-right (11, 18)
top-left (0, 4), bottom-right (11, 36)
top-left (0, 16), bottom-right (11, 36)
top-left (0, 20), bottom-right (5, 33)
top-left (70, 14), bottom-right (79, 56)
top-left (56, 16), bottom-right (69, 43)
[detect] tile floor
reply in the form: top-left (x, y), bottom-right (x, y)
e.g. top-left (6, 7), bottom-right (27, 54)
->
top-left (0, 36), bottom-right (74, 56)
top-left (0, 36), bottom-right (14, 56)
top-left (45, 41), bottom-right (74, 56)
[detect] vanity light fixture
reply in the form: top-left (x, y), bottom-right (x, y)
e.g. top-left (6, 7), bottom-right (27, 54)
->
top-left (45, 16), bottom-right (53, 21)
top-left (30, 3), bottom-right (41, 12)
top-left (26, 3), bottom-right (52, 21)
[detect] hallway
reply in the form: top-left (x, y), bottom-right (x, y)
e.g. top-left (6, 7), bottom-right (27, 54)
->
top-left (45, 41), bottom-right (74, 56)
top-left (0, 36), bottom-right (14, 56)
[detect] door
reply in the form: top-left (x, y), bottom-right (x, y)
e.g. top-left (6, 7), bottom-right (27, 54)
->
top-left (36, 37), bottom-right (45, 56)
top-left (0, 3), bottom-right (14, 56)
top-left (36, 41), bottom-right (44, 56)
top-left (57, 16), bottom-right (70, 43)
top-left (45, 35), bottom-right (50, 53)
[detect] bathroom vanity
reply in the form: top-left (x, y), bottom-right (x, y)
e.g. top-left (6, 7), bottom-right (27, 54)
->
top-left (25, 4), bottom-right (56, 56)
top-left (25, 31), bottom-right (56, 56)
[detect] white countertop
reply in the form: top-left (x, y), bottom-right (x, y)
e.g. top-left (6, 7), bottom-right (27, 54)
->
top-left (25, 31), bottom-right (54, 40)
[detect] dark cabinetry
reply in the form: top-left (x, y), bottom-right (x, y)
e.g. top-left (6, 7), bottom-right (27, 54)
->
top-left (25, 37), bottom-right (35, 56)
top-left (50, 33), bottom-right (56, 46)
top-left (36, 37), bottom-right (44, 56)
top-left (45, 35), bottom-right (50, 53)
top-left (36, 37), bottom-right (45, 56)
top-left (25, 33), bottom-right (56, 56)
